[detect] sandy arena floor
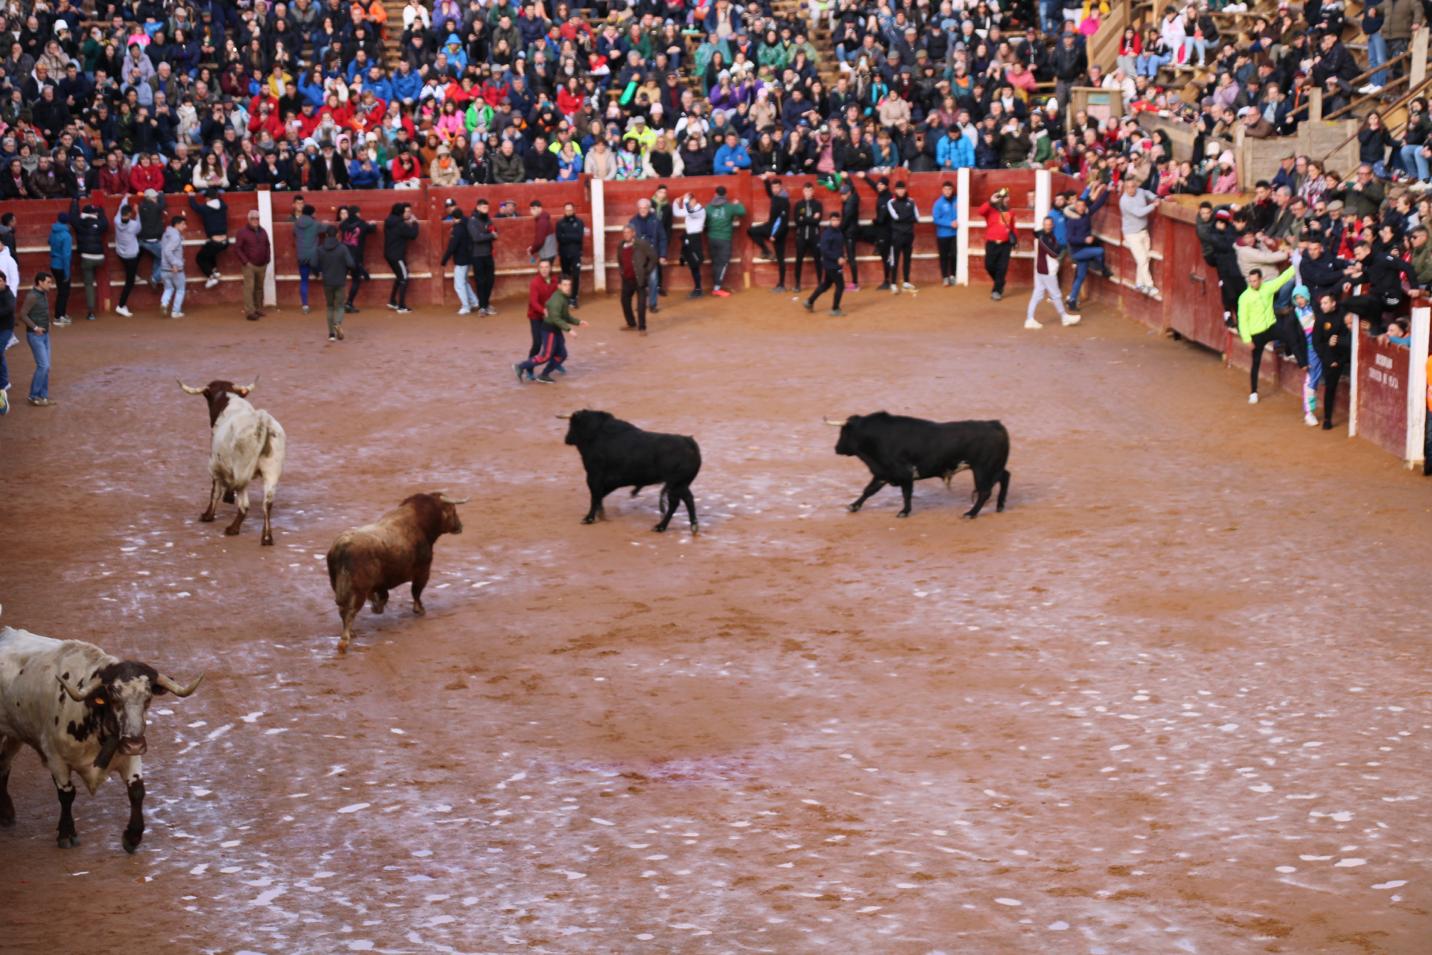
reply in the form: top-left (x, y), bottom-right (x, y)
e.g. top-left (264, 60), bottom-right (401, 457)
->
top-left (1, 286), bottom-right (1430, 955)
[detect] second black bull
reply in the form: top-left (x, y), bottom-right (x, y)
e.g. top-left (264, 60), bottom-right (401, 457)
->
top-left (560, 410), bottom-right (702, 534)
top-left (829, 412), bottom-right (1011, 518)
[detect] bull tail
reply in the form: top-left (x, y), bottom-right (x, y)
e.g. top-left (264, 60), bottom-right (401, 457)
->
top-left (327, 542), bottom-right (348, 593)
top-left (658, 486), bottom-right (669, 514)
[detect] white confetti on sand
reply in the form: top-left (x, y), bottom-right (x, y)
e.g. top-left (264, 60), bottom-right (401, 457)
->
top-left (995, 898), bottom-right (1022, 907)
top-left (336, 803), bottom-right (370, 815)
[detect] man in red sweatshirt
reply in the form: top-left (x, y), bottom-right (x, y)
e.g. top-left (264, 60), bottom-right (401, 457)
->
top-left (528, 200), bottom-right (557, 266)
top-left (976, 188), bottom-right (1017, 300)
top-left (520, 258), bottom-right (561, 381)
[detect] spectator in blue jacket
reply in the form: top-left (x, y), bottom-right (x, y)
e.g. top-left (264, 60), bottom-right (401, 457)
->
top-left (390, 62), bottom-right (423, 106)
top-left (931, 180), bottom-right (959, 286)
top-left (48, 213), bottom-right (73, 325)
top-left (1064, 183), bottom-right (1113, 309)
top-left (714, 131), bottom-right (751, 174)
top-left (936, 126), bottom-right (975, 170)
top-left (349, 156), bottom-right (382, 190)
top-left (1048, 192), bottom-right (1070, 246)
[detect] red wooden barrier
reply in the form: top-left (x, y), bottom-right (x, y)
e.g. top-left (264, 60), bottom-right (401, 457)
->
top-left (1356, 329), bottom-right (1411, 456)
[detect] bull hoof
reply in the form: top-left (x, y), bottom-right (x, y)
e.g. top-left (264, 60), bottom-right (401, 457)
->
top-left (198, 513), bottom-right (215, 523)
top-left (897, 511), bottom-right (910, 519)
top-left (122, 830), bottom-right (143, 854)
top-left (996, 504), bottom-right (1005, 513)
top-left (336, 639), bottom-right (350, 655)
top-left (581, 516), bottom-right (596, 525)
top-left (690, 525), bottom-right (700, 536)
top-left (963, 511), bottom-right (978, 520)
top-left (261, 535), bottom-right (274, 546)
top-left (223, 525), bottom-right (242, 537)
top-left (0, 815), bottom-right (14, 829)
top-left (57, 834), bottom-right (79, 849)
top-left (847, 503), bottom-right (862, 513)
top-left (413, 603), bottom-right (426, 617)
top-left (652, 523), bottom-right (668, 533)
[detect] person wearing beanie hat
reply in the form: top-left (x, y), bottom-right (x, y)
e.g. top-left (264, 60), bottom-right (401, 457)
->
top-left (1291, 284), bottom-right (1322, 426)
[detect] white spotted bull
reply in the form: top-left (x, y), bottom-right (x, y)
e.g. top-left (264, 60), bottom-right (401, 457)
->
top-left (0, 614), bottom-right (202, 852)
top-left (178, 378), bottom-right (287, 545)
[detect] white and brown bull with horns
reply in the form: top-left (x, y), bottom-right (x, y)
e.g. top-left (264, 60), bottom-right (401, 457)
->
top-left (0, 610), bottom-right (203, 852)
top-left (178, 377), bottom-right (287, 545)
top-left (326, 492), bottom-right (469, 653)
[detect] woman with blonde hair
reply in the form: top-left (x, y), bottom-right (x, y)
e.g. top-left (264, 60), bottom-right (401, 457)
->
top-left (643, 135), bottom-right (685, 179)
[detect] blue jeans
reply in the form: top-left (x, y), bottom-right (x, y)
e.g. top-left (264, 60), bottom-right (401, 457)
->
top-left (1401, 144), bottom-right (1430, 181)
top-left (1068, 245), bottom-right (1105, 302)
top-left (27, 330), bottom-right (50, 399)
top-left (1367, 31), bottom-right (1388, 87)
top-left (161, 269), bottom-right (186, 314)
top-left (0, 331), bottom-right (10, 392)
top-left (648, 265), bottom-right (661, 308)
top-left (1182, 37), bottom-right (1208, 66)
top-left (140, 239), bottom-right (163, 283)
top-left (452, 264), bottom-right (478, 310)
top-left (1137, 53), bottom-right (1171, 78)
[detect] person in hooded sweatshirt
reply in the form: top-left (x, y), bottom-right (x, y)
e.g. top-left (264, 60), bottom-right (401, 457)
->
top-left (48, 212), bottom-right (73, 326)
top-left (315, 225), bottom-right (355, 341)
top-left (159, 215), bottom-right (188, 319)
top-left (188, 187), bottom-right (231, 288)
top-left (338, 205), bottom-right (377, 311)
top-left (73, 198), bottom-right (108, 322)
top-left (383, 201), bottom-right (419, 313)
top-left (293, 204), bottom-right (321, 313)
top-left (137, 189), bottom-right (167, 286)
top-left (112, 196), bottom-right (143, 317)
top-left (439, 198), bottom-right (477, 315)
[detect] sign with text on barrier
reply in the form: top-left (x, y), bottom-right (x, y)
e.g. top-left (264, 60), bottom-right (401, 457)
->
top-left (1353, 317), bottom-right (1414, 461)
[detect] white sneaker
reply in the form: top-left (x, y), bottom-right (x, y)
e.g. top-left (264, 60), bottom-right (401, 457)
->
top-left (1248, 392), bottom-right (1259, 405)
top-left (170, 311), bottom-right (185, 318)
top-left (1304, 412), bottom-right (1318, 426)
top-left (457, 307), bottom-right (472, 315)
top-left (204, 274), bottom-right (219, 289)
top-left (1024, 317), bottom-right (1043, 329)
top-left (1359, 83), bottom-right (1382, 95)
top-left (1062, 313), bottom-right (1082, 326)
top-left (902, 282), bottom-right (917, 291)
top-left (302, 305), bottom-right (311, 313)
top-left (115, 305), bottom-right (132, 317)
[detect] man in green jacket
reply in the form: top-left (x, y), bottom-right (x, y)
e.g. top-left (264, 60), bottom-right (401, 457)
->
top-left (704, 185), bottom-right (746, 297)
top-left (1238, 262), bottom-right (1298, 404)
top-left (515, 276), bottom-right (586, 383)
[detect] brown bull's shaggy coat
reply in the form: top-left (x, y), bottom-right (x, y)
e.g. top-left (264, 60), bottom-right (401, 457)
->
top-left (326, 493), bottom-right (466, 653)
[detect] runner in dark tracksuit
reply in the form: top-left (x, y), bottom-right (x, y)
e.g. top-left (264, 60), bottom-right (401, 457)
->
top-left (791, 185), bottom-right (824, 292)
top-left (383, 202), bottom-right (419, 312)
top-left (803, 212), bottom-right (849, 315)
top-left (884, 182), bottom-right (919, 291)
top-left (748, 175), bottom-right (791, 290)
top-left (555, 205), bottom-right (586, 307)
top-left (468, 200), bottom-right (498, 314)
top-left (839, 182), bottom-right (861, 288)
top-left (859, 175), bottom-right (893, 289)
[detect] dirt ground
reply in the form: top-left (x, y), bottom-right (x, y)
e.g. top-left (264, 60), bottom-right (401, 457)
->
top-left (1, 284), bottom-right (1430, 955)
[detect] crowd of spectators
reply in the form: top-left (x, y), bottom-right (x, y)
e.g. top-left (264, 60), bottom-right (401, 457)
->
top-left (0, 0), bottom-right (1418, 200)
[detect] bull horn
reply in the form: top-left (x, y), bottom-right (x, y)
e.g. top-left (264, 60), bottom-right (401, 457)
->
top-left (177, 379), bottom-right (205, 395)
top-left (57, 674), bottom-right (90, 702)
top-left (822, 417), bottom-right (845, 426)
top-left (235, 375), bottom-right (259, 394)
top-left (554, 413), bottom-right (572, 420)
top-left (154, 672), bottom-right (204, 698)
top-left (439, 495), bottom-right (470, 505)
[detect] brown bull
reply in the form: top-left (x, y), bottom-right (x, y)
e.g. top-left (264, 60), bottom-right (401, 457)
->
top-left (326, 493), bottom-right (467, 653)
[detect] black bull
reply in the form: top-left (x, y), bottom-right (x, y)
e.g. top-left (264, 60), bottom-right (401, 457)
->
top-left (832, 412), bottom-right (1011, 518)
top-left (561, 410), bottom-right (702, 534)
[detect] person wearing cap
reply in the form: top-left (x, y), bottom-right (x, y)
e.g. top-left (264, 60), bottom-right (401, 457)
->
top-left (467, 199), bottom-right (499, 316)
top-left (975, 188), bottom-right (1017, 300)
top-left (1028, 215), bottom-right (1079, 330)
top-left (705, 185), bottom-right (746, 298)
top-left (440, 198), bottom-right (478, 316)
top-left (802, 210), bottom-right (850, 317)
top-left (315, 225), bottom-right (355, 342)
top-left (234, 209), bottom-right (272, 322)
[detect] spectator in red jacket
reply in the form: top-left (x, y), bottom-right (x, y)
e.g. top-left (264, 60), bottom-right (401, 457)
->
top-left (97, 152), bottom-right (131, 194)
top-left (129, 153), bottom-right (165, 194)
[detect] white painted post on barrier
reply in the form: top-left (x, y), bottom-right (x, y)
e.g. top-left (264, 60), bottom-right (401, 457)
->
top-left (1034, 169), bottom-right (1051, 225)
top-left (955, 166), bottom-right (970, 286)
top-left (1406, 306), bottom-right (1429, 468)
top-left (590, 177), bottom-right (607, 294)
top-left (256, 189), bottom-right (277, 307)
